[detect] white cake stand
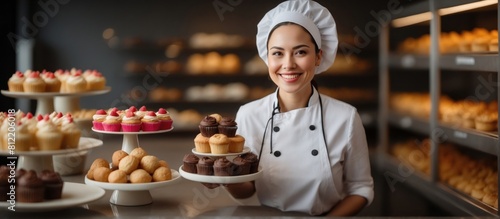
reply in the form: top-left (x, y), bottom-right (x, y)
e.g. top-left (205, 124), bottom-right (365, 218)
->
top-left (1, 87), bottom-right (111, 115)
top-left (0, 137), bottom-right (103, 173)
top-left (89, 126), bottom-right (175, 206)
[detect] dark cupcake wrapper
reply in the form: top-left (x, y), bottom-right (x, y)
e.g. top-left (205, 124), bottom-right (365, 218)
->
top-left (196, 164), bottom-right (214, 176)
top-left (199, 126), bottom-right (219, 137)
top-left (17, 187), bottom-right (45, 203)
top-left (218, 126), bottom-right (237, 137)
top-left (182, 163), bottom-right (198, 174)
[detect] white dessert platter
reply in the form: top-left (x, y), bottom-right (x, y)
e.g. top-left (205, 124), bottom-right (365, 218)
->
top-left (0, 182), bottom-right (105, 212)
top-left (92, 127), bottom-right (173, 153)
top-left (179, 165), bottom-right (263, 184)
top-left (85, 169), bottom-right (181, 206)
top-left (0, 137), bottom-right (103, 173)
top-left (191, 147), bottom-right (251, 157)
top-left (89, 126), bottom-right (175, 206)
top-left (1, 87), bottom-right (111, 115)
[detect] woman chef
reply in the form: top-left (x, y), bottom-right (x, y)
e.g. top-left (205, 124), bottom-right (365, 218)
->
top-left (224, 0), bottom-right (374, 216)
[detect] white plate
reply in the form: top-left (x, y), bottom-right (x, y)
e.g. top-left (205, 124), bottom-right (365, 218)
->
top-left (1, 87), bottom-right (111, 98)
top-left (0, 182), bottom-right (105, 212)
top-left (84, 169), bottom-right (181, 191)
top-left (0, 137), bottom-right (103, 156)
top-left (91, 126), bottom-right (173, 135)
top-left (191, 147), bottom-right (251, 157)
top-left (179, 165), bottom-right (263, 184)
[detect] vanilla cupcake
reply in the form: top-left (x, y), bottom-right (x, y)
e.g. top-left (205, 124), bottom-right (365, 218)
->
top-left (121, 110), bottom-right (142, 132)
top-left (194, 133), bottom-right (210, 153)
top-left (92, 109), bottom-right (107, 131)
top-left (60, 116), bottom-right (81, 149)
top-left (102, 110), bottom-right (121, 132)
top-left (135, 106), bottom-right (149, 119)
top-left (209, 134), bottom-right (229, 154)
top-left (23, 71), bottom-right (46, 92)
top-left (85, 70), bottom-right (106, 91)
top-left (14, 122), bottom-right (32, 151)
top-left (141, 111), bottom-right (160, 131)
top-left (65, 71), bottom-right (87, 93)
top-left (156, 108), bottom-right (173, 130)
top-left (36, 115), bottom-right (63, 150)
top-left (41, 71), bottom-right (61, 92)
top-left (8, 71), bottom-right (25, 92)
top-left (54, 69), bottom-right (70, 92)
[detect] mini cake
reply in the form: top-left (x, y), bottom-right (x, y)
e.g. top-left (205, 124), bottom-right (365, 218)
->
top-left (232, 156), bottom-right (250, 175)
top-left (39, 170), bottom-right (64, 200)
top-left (65, 71), bottom-right (87, 93)
top-left (112, 150), bottom-right (129, 168)
top-left (121, 110), bottom-right (142, 132)
top-left (228, 134), bottom-right (245, 153)
top-left (182, 154), bottom-right (199, 173)
top-left (199, 115), bottom-right (219, 137)
top-left (129, 147), bottom-right (148, 160)
top-left (36, 115), bottom-right (63, 150)
top-left (152, 166), bottom-right (172, 182)
top-left (108, 170), bottom-right (128, 183)
top-left (92, 109), bottom-right (107, 130)
top-left (156, 108), bottom-right (173, 130)
top-left (139, 155), bottom-right (160, 174)
top-left (213, 157), bottom-right (233, 176)
top-left (23, 71), bottom-right (46, 92)
top-left (141, 111), bottom-right (160, 131)
top-left (8, 71), bottom-right (25, 92)
top-left (218, 117), bottom-right (237, 137)
top-left (85, 70), bottom-right (106, 91)
top-left (14, 122), bottom-right (32, 151)
top-left (102, 110), bottom-right (121, 132)
top-left (0, 166), bottom-right (8, 201)
top-left (240, 152), bottom-right (259, 173)
top-left (60, 116), bottom-right (81, 149)
top-left (41, 72), bottom-right (61, 92)
top-left (209, 134), bottom-right (229, 154)
top-left (17, 170), bottom-right (44, 203)
top-left (93, 166), bottom-right (112, 182)
top-left (118, 155), bottom-right (140, 175)
top-left (194, 133), bottom-right (211, 153)
top-left (130, 169), bottom-right (152, 183)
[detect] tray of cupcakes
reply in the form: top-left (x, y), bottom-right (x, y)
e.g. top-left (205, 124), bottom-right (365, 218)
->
top-left (91, 106), bottom-right (173, 134)
top-left (0, 166), bottom-right (105, 212)
top-left (84, 147), bottom-right (181, 190)
top-left (178, 113), bottom-right (263, 184)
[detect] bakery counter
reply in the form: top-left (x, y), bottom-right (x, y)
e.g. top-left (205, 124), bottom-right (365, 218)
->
top-left (2, 134), bottom-right (308, 218)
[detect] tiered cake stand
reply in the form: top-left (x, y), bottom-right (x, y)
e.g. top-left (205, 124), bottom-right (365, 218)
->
top-left (179, 147), bottom-right (263, 184)
top-left (85, 127), bottom-right (181, 206)
top-left (1, 87), bottom-right (111, 115)
top-left (0, 137), bottom-right (105, 212)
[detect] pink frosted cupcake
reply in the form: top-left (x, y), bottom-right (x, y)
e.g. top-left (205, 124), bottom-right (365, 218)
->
top-left (92, 109), bottom-right (107, 130)
top-left (141, 111), bottom-right (160, 131)
top-left (8, 71), bottom-right (25, 92)
top-left (156, 108), bottom-right (173, 130)
top-left (41, 71), bottom-right (61, 92)
top-left (102, 110), bottom-right (121, 132)
top-left (135, 106), bottom-right (149, 119)
top-left (121, 111), bottom-right (142, 132)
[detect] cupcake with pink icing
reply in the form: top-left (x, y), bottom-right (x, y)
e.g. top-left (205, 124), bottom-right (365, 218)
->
top-left (141, 111), bottom-right (160, 131)
top-left (54, 69), bottom-right (70, 92)
top-left (156, 108), bottom-right (173, 130)
top-left (121, 110), bottom-right (142, 132)
top-left (51, 112), bottom-right (64, 128)
top-left (65, 71), bottom-right (87, 93)
top-left (85, 70), bottom-right (106, 91)
top-left (92, 109), bottom-right (107, 130)
top-left (102, 110), bottom-right (121, 132)
top-left (23, 71), bottom-right (46, 92)
top-left (21, 112), bottom-right (37, 141)
top-left (8, 71), bottom-right (25, 92)
top-left (135, 106), bottom-right (149, 119)
top-left (14, 122), bottom-right (33, 151)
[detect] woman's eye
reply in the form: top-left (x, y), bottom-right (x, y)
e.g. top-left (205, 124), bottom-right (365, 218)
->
top-left (271, 51), bottom-right (283, 56)
top-left (295, 50), bottom-right (307, 55)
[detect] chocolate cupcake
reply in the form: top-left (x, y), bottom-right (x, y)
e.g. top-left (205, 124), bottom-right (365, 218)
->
top-left (213, 157), bottom-right (233, 176)
top-left (232, 156), bottom-right (250, 176)
top-left (197, 157), bottom-right (218, 189)
top-left (218, 117), bottom-right (237, 137)
top-left (240, 152), bottom-right (259, 173)
top-left (17, 170), bottom-right (44, 203)
top-left (0, 166), bottom-right (9, 201)
top-left (199, 115), bottom-right (219, 137)
top-left (40, 170), bottom-right (64, 200)
top-left (182, 154), bottom-right (199, 173)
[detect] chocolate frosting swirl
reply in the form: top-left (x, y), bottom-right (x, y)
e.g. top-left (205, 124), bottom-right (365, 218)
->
top-left (219, 117), bottom-right (237, 127)
top-left (200, 116), bottom-right (218, 127)
top-left (183, 154), bottom-right (199, 164)
top-left (214, 157), bottom-right (232, 168)
top-left (18, 170), bottom-right (43, 187)
top-left (198, 157), bottom-right (214, 166)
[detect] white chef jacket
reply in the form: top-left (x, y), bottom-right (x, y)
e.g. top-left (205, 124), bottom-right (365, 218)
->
top-left (235, 87), bottom-right (374, 215)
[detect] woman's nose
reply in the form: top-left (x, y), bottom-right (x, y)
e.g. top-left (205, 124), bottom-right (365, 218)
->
top-left (282, 55), bottom-right (296, 70)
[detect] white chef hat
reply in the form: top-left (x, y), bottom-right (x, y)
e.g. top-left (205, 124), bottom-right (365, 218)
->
top-left (256, 0), bottom-right (338, 74)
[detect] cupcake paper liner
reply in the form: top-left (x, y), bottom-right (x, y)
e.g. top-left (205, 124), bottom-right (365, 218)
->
top-left (62, 131), bottom-right (81, 149)
top-left (121, 123), bottom-right (142, 132)
top-left (159, 120), bottom-right (173, 130)
top-left (218, 126), bottom-right (237, 137)
top-left (199, 126), bottom-right (218, 137)
top-left (17, 187), bottom-right (45, 203)
top-left (103, 123), bottom-right (121, 132)
top-left (92, 121), bottom-right (104, 130)
top-left (142, 122), bottom-right (160, 131)
top-left (210, 143), bottom-right (229, 154)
